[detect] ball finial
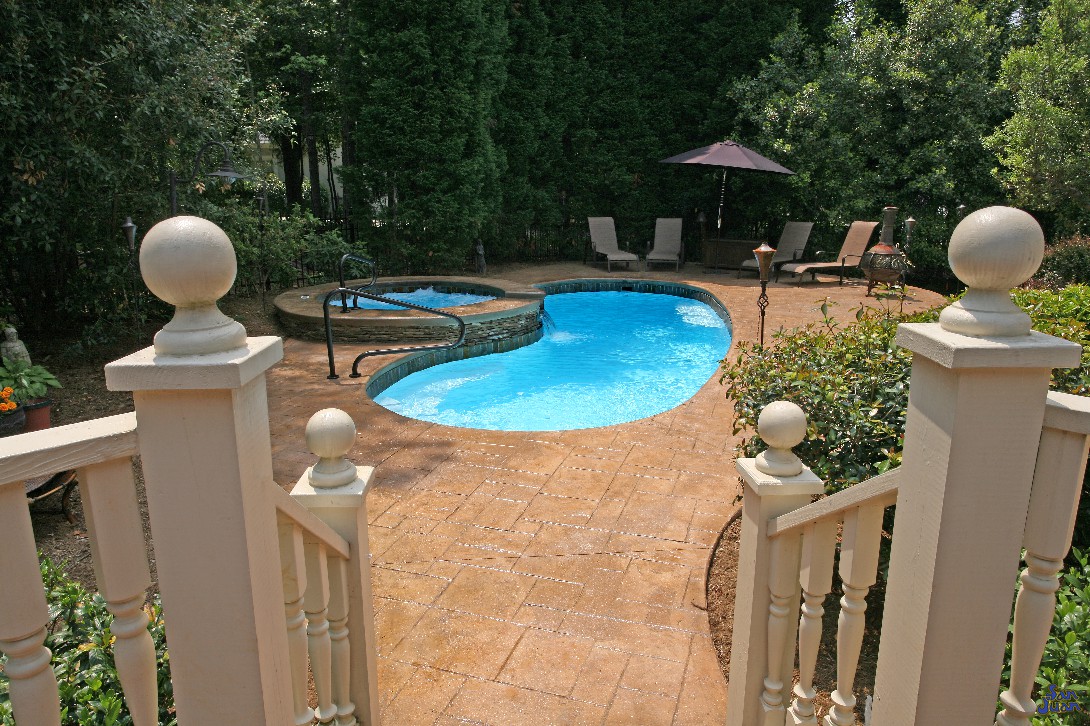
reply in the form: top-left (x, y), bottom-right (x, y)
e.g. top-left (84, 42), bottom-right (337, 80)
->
top-left (140, 216), bottom-right (246, 355)
top-left (939, 206), bottom-right (1043, 337)
top-left (306, 408), bottom-right (358, 489)
top-left (755, 401), bottom-right (807, 477)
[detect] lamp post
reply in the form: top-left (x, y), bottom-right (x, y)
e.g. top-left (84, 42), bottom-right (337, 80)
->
top-left (904, 216), bottom-right (917, 254)
top-left (169, 140), bottom-right (246, 216)
top-left (753, 241), bottom-right (776, 346)
top-left (121, 217), bottom-right (139, 323)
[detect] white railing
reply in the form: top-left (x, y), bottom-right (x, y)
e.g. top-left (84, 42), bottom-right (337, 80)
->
top-left (0, 215), bottom-right (381, 725)
top-left (0, 414), bottom-right (158, 726)
top-left (771, 471), bottom-right (897, 725)
top-left (996, 391), bottom-right (1090, 726)
top-left (727, 207), bottom-right (1090, 725)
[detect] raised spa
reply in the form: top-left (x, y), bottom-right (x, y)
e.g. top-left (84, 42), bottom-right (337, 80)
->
top-left (372, 288), bottom-right (732, 431)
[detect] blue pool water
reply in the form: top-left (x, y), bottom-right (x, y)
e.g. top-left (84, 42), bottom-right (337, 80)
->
top-left (373, 291), bottom-right (732, 431)
top-left (330, 286), bottom-right (495, 310)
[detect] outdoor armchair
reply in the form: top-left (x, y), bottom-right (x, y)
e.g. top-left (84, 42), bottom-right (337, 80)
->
top-left (737, 221), bottom-right (814, 279)
top-left (645, 218), bottom-right (683, 271)
top-left (777, 220), bottom-right (878, 284)
top-left (588, 217), bottom-right (639, 272)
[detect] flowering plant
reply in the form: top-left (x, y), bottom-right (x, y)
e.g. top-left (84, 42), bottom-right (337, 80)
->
top-left (0, 386), bottom-right (19, 413)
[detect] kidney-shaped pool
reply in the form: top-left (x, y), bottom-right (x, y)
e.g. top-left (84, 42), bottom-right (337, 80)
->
top-left (371, 290), bottom-right (732, 431)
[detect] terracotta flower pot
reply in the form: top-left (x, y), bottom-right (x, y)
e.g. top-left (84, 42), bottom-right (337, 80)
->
top-left (23, 398), bottom-right (52, 432)
top-left (0, 407), bottom-right (26, 437)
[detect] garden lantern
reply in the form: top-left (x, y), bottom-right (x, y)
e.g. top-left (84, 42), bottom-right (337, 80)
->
top-left (169, 140), bottom-right (246, 216)
top-left (904, 216), bottom-right (917, 254)
top-left (753, 241), bottom-right (776, 346)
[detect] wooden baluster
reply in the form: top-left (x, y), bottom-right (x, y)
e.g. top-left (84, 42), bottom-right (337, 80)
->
top-left (0, 482), bottom-right (60, 726)
top-left (762, 531), bottom-right (804, 726)
top-left (279, 521), bottom-right (314, 726)
top-left (79, 458), bottom-right (158, 725)
top-left (305, 540), bottom-right (336, 724)
top-left (825, 504), bottom-right (884, 726)
top-left (790, 519), bottom-right (839, 725)
top-left (997, 401), bottom-right (1090, 726)
top-left (328, 555), bottom-right (358, 726)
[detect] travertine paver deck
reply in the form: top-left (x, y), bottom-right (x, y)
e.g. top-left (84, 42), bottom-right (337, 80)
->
top-left (265, 263), bottom-right (944, 725)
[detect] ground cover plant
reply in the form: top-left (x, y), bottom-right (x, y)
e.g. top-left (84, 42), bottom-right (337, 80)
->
top-left (0, 559), bottom-right (175, 726)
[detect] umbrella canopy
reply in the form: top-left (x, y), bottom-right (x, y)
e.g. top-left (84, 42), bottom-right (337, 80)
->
top-left (661, 140), bottom-right (794, 231)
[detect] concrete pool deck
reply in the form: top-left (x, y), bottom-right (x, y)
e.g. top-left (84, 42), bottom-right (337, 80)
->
top-left (265, 262), bottom-right (945, 725)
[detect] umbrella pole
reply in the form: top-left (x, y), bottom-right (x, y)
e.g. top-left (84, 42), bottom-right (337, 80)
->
top-left (717, 169), bottom-right (726, 232)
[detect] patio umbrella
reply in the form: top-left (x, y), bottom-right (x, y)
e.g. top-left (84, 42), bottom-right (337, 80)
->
top-left (661, 140), bottom-right (794, 233)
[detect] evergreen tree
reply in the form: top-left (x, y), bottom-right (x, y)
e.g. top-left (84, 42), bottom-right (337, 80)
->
top-left (342, 0), bottom-right (507, 273)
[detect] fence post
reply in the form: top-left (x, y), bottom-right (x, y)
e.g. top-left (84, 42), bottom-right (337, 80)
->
top-left (291, 408), bottom-right (381, 726)
top-left (870, 207), bottom-right (1083, 724)
top-left (726, 401), bottom-right (824, 726)
top-left (105, 216), bottom-right (293, 723)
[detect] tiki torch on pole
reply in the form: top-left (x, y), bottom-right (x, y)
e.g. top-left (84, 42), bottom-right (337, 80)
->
top-left (753, 241), bottom-right (776, 346)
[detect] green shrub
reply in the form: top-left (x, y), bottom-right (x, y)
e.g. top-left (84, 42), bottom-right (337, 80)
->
top-left (720, 302), bottom-right (935, 493)
top-left (0, 559), bottom-right (175, 726)
top-left (722, 286), bottom-right (1090, 551)
top-left (187, 189), bottom-right (357, 295)
top-left (1035, 236), bottom-right (1090, 290)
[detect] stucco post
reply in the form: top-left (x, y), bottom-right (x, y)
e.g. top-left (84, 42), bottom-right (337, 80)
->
top-left (870, 207), bottom-right (1083, 724)
top-left (292, 408), bottom-right (381, 726)
top-left (105, 216), bottom-right (293, 724)
top-left (726, 402), bottom-right (824, 726)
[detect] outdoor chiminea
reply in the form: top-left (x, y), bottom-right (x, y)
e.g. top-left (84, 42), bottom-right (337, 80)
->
top-left (860, 205), bottom-right (911, 295)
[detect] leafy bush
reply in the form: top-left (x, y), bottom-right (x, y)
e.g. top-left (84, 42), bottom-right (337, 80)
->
top-left (723, 286), bottom-right (1090, 551)
top-left (1035, 236), bottom-right (1090, 291)
top-left (721, 302), bottom-right (934, 493)
top-left (0, 559), bottom-right (175, 726)
top-left (187, 191), bottom-right (357, 294)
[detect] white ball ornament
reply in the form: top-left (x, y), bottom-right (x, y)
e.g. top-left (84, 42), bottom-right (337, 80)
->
top-left (939, 206), bottom-right (1043, 337)
top-left (140, 216), bottom-right (247, 355)
top-left (306, 408), bottom-right (358, 489)
top-left (754, 401), bottom-right (807, 477)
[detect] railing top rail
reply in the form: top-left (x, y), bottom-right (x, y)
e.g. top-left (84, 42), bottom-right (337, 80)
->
top-left (767, 468), bottom-right (899, 539)
top-left (271, 484), bottom-right (350, 560)
top-left (0, 412), bottom-right (138, 487)
top-left (1044, 389), bottom-right (1090, 434)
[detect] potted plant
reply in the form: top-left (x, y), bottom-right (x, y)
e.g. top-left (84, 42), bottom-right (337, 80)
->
top-left (0, 385), bottom-right (25, 436)
top-left (0, 357), bottom-right (61, 432)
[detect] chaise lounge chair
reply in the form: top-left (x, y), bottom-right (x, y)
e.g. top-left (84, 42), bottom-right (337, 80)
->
top-left (588, 217), bottom-right (640, 272)
top-left (645, 218), bottom-right (683, 271)
top-left (737, 221), bottom-right (814, 279)
top-left (777, 220), bottom-right (879, 284)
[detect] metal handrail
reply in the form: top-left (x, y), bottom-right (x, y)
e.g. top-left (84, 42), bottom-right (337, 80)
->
top-left (322, 288), bottom-right (467, 380)
top-left (335, 254), bottom-right (378, 311)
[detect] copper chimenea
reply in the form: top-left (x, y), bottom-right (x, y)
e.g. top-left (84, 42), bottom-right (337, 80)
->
top-left (860, 206), bottom-right (911, 295)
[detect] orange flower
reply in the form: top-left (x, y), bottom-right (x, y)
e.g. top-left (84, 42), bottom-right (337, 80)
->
top-left (1, 387), bottom-right (11, 397)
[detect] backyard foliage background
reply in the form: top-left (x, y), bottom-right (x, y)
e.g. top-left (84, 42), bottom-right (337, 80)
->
top-left (2, 0), bottom-right (1089, 338)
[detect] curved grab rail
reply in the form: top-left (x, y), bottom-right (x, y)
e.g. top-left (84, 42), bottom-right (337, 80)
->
top-left (322, 288), bottom-right (467, 380)
top-left (335, 254), bottom-right (378, 312)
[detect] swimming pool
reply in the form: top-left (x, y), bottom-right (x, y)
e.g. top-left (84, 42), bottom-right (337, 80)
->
top-left (372, 290), bottom-right (732, 430)
top-left (328, 286), bottom-right (496, 310)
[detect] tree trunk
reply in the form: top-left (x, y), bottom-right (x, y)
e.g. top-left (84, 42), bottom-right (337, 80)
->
top-left (307, 132), bottom-right (323, 218)
top-left (276, 131), bottom-right (304, 210)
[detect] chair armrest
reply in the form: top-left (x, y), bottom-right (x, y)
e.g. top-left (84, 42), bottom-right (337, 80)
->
top-left (841, 254), bottom-right (864, 263)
